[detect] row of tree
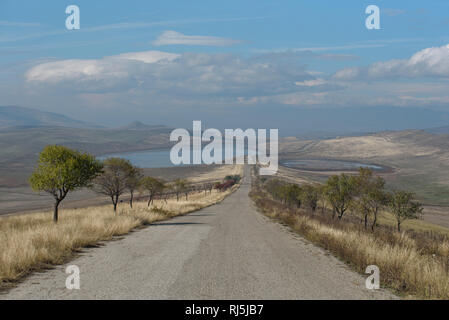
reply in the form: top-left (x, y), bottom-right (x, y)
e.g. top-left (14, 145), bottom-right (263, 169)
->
top-left (30, 145), bottom-right (223, 222)
top-left (214, 175), bottom-right (242, 191)
top-left (264, 167), bottom-right (423, 232)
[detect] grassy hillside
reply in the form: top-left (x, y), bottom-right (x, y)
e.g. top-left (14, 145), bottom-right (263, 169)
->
top-left (0, 106), bottom-right (98, 129)
top-left (279, 130), bottom-right (449, 206)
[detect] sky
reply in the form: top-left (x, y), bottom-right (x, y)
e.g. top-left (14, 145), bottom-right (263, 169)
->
top-left (1, 0), bottom-right (449, 133)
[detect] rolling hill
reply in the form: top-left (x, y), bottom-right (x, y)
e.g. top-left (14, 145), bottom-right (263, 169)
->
top-left (0, 123), bottom-right (174, 187)
top-left (426, 125), bottom-right (449, 135)
top-left (0, 106), bottom-right (99, 129)
top-left (279, 130), bottom-right (449, 206)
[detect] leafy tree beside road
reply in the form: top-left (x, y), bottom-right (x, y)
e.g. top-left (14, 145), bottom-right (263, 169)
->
top-left (172, 178), bottom-right (189, 201)
top-left (325, 174), bottom-right (356, 219)
top-left (126, 166), bottom-right (143, 208)
top-left (262, 167), bottom-right (424, 233)
top-left (141, 176), bottom-right (165, 206)
top-left (388, 190), bottom-right (423, 232)
top-left (30, 145), bottom-right (103, 222)
top-left (301, 184), bottom-right (319, 213)
top-left (353, 168), bottom-right (388, 230)
top-left (93, 157), bottom-right (136, 213)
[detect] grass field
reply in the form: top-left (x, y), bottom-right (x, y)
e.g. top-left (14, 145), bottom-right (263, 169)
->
top-left (0, 183), bottom-right (240, 287)
top-left (279, 130), bottom-right (449, 206)
top-left (251, 175), bottom-right (449, 299)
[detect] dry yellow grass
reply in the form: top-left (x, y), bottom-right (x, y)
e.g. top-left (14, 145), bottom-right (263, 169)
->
top-left (291, 215), bottom-right (449, 299)
top-left (0, 186), bottom-right (238, 286)
top-left (189, 164), bottom-right (244, 184)
top-left (280, 132), bottom-right (441, 160)
top-left (375, 210), bottom-right (449, 236)
top-left (251, 187), bottom-right (449, 299)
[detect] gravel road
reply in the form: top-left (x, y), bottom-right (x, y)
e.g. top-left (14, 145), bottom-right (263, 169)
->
top-left (1, 166), bottom-right (395, 300)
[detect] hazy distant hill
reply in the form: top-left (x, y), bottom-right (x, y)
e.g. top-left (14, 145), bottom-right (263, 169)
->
top-left (0, 123), bottom-right (174, 187)
top-left (0, 106), bottom-right (99, 129)
top-left (426, 125), bottom-right (449, 135)
top-left (279, 130), bottom-right (449, 205)
top-left (118, 121), bottom-right (169, 131)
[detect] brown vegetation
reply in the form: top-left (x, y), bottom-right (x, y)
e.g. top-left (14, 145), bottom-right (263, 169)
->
top-left (251, 168), bottom-right (449, 299)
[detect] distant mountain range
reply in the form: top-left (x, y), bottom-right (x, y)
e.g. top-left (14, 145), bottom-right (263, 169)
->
top-left (425, 125), bottom-right (449, 135)
top-left (0, 106), bottom-right (177, 187)
top-left (0, 106), bottom-right (100, 129)
top-left (118, 121), bottom-right (170, 131)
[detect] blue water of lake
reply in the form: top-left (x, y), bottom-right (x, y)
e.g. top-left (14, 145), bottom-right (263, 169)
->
top-left (98, 146), bottom-right (255, 168)
top-left (280, 159), bottom-right (384, 171)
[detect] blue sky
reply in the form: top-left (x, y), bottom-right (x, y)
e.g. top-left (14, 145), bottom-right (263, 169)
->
top-left (1, 0), bottom-right (449, 131)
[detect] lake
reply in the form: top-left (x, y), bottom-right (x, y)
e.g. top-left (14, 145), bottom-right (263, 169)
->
top-left (99, 149), bottom-right (178, 168)
top-left (280, 159), bottom-right (385, 171)
top-left (99, 146), bottom-right (256, 168)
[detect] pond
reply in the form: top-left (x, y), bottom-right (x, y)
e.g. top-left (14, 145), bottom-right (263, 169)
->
top-left (98, 145), bottom-right (255, 168)
top-left (99, 149), bottom-right (178, 168)
top-left (280, 159), bottom-right (385, 172)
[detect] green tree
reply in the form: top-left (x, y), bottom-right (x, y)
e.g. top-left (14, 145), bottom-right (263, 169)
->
top-left (203, 182), bottom-right (213, 196)
top-left (388, 190), bottom-right (423, 232)
top-left (325, 174), bottom-right (356, 219)
top-left (265, 179), bottom-right (285, 201)
top-left (141, 176), bottom-right (165, 206)
top-left (29, 145), bottom-right (102, 222)
top-left (367, 177), bottom-right (388, 231)
top-left (317, 185), bottom-right (328, 214)
top-left (225, 175), bottom-right (242, 183)
top-left (172, 178), bottom-right (189, 201)
top-left (93, 158), bottom-right (134, 213)
top-left (282, 184), bottom-right (302, 208)
top-left (126, 166), bottom-right (143, 208)
top-left (353, 168), bottom-right (388, 230)
top-left (301, 184), bottom-right (319, 213)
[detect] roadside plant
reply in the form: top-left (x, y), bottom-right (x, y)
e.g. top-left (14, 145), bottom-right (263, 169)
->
top-left (126, 166), bottom-right (143, 208)
top-left (301, 184), bottom-right (319, 213)
top-left (325, 173), bottom-right (356, 219)
top-left (352, 168), bottom-right (388, 230)
top-left (29, 145), bottom-right (102, 222)
top-left (172, 178), bottom-right (189, 201)
top-left (93, 157), bottom-right (134, 213)
top-left (388, 190), bottom-right (423, 232)
top-left (141, 176), bottom-right (165, 206)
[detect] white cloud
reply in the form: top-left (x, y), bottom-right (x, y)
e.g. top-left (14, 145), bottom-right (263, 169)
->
top-left (269, 81), bottom-right (449, 108)
top-left (0, 17), bottom-right (263, 44)
top-left (86, 17), bottom-right (265, 32)
top-left (25, 51), bottom-right (180, 83)
top-left (153, 30), bottom-right (244, 46)
top-left (293, 44), bottom-right (385, 52)
top-left (22, 46), bottom-right (449, 110)
top-left (24, 50), bottom-right (317, 99)
top-left (334, 44), bottom-right (449, 80)
top-left (114, 50), bottom-right (180, 63)
top-left (333, 67), bottom-right (361, 80)
top-left (295, 79), bottom-right (327, 87)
